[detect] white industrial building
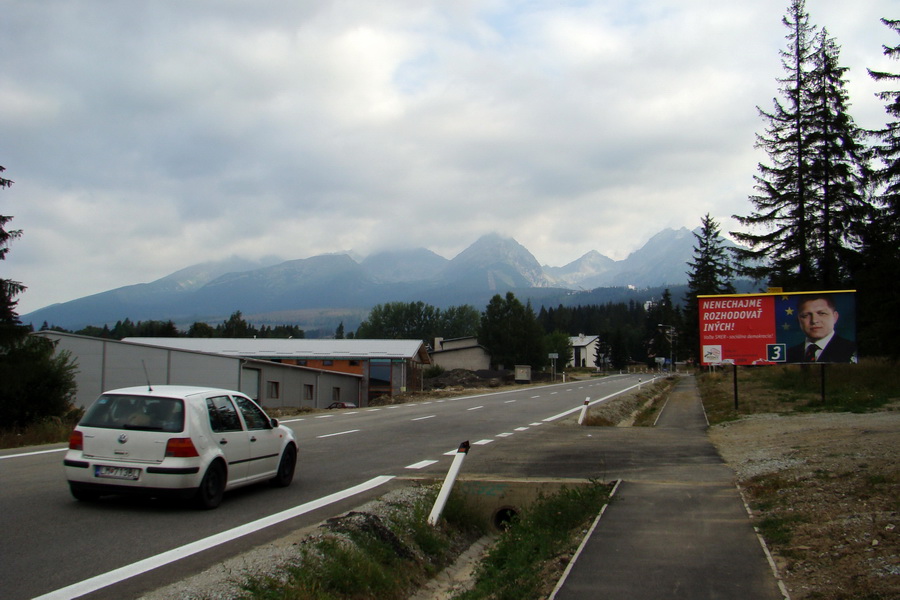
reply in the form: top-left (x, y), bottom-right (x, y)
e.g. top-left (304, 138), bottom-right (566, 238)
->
top-left (35, 332), bottom-right (363, 410)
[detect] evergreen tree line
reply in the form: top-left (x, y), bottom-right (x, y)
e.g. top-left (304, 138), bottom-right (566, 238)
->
top-left (42, 311), bottom-right (306, 341)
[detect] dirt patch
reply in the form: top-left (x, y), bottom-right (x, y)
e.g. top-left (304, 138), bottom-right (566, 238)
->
top-left (709, 411), bottom-right (900, 600)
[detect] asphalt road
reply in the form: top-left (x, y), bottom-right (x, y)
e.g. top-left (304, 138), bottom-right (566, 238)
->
top-left (0, 374), bottom-right (650, 600)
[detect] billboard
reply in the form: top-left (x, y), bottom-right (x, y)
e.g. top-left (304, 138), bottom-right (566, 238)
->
top-left (699, 290), bottom-right (857, 366)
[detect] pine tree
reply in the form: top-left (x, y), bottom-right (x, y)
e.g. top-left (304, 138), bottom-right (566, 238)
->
top-left (733, 0), bottom-right (820, 289)
top-left (683, 214), bottom-right (736, 361)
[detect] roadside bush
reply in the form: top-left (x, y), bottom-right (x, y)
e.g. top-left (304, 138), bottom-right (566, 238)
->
top-left (0, 336), bottom-right (78, 430)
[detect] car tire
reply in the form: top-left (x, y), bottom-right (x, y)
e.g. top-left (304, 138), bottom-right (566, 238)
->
top-left (69, 483), bottom-right (100, 502)
top-left (195, 461), bottom-right (226, 509)
top-left (271, 444), bottom-right (297, 488)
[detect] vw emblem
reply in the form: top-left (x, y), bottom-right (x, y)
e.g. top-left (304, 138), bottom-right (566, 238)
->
top-left (117, 433), bottom-right (128, 444)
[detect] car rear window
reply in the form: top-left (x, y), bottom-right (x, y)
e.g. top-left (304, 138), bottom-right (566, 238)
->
top-left (80, 394), bottom-right (185, 432)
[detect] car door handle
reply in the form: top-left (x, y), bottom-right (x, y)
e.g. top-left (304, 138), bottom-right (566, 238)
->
top-left (250, 436), bottom-right (257, 442)
top-left (219, 438), bottom-right (228, 445)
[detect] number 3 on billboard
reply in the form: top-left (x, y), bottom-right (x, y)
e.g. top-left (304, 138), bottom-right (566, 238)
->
top-left (767, 343), bottom-right (787, 362)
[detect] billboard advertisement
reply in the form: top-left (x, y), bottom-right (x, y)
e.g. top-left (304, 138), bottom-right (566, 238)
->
top-left (699, 290), bottom-right (857, 366)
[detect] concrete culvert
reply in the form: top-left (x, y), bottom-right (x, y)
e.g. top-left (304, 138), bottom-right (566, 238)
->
top-left (493, 507), bottom-right (519, 530)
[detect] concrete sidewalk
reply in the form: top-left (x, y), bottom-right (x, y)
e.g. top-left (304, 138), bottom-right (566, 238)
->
top-left (549, 377), bottom-right (786, 599)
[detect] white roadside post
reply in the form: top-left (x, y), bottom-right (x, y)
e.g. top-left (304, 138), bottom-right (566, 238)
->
top-left (428, 441), bottom-right (470, 526)
top-left (577, 397), bottom-right (590, 425)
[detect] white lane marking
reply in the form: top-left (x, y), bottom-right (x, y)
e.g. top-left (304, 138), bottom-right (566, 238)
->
top-left (443, 449), bottom-right (458, 456)
top-left (412, 415), bottom-right (436, 421)
top-left (316, 429), bottom-right (361, 439)
top-left (497, 433), bottom-right (514, 438)
top-left (280, 418), bottom-right (305, 423)
top-left (531, 395), bottom-right (541, 399)
top-left (366, 408), bottom-right (381, 412)
top-left (529, 422), bottom-right (543, 426)
top-left (343, 411), bottom-right (359, 415)
top-left (472, 439), bottom-right (494, 445)
top-left (33, 476), bottom-right (395, 600)
top-left (543, 379), bottom-right (660, 423)
top-left (467, 406), bottom-right (484, 411)
top-left (315, 414), bottom-right (335, 419)
top-left (514, 427), bottom-right (529, 432)
top-left (550, 392), bottom-right (558, 395)
top-left (0, 447), bottom-right (67, 460)
top-left (504, 399), bottom-right (517, 404)
top-left (406, 460), bottom-right (439, 470)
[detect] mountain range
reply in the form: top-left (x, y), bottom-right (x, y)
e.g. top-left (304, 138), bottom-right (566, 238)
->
top-left (23, 228), bottom-right (732, 332)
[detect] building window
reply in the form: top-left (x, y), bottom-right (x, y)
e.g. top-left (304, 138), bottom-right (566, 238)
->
top-left (349, 360), bottom-right (360, 366)
top-left (323, 360), bottom-right (333, 366)
top-left (304, 384), bottom-right (314, 401)
top-left (267, 381), bottom-right (280, 399)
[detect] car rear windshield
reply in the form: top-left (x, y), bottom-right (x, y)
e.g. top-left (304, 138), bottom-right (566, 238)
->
top-left (80, 394), bottom-right (185, 432)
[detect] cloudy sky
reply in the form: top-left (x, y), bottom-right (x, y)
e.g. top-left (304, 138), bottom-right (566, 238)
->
top-left (3, 0), bottom-right (896, 315)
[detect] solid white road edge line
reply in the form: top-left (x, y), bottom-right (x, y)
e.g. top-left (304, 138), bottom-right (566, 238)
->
top-left (0, 447), bottom-right (66, 460)
top-left (33, 476), bottom-right (396, 600)
top-left (542, 378), bottom-right (662, 423)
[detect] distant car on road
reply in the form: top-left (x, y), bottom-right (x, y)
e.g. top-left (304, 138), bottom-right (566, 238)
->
top-left (327, 402), bottom-right (358, 409)
top-left (64, 385), bottom-right (297, 509)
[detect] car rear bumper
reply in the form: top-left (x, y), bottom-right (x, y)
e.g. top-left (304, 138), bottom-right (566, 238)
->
top-left (64, 456), bottom-right (204, 491)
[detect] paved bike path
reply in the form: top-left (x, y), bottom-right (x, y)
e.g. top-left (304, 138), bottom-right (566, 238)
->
top-left (550, 376), bottom-right (787, 599)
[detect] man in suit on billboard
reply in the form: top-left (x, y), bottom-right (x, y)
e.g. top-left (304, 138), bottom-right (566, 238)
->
top-left (787, 295), bottom-right (857, 363)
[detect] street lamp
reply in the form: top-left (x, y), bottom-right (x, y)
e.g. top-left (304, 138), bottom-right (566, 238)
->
top-left (658, 324), bottom-right (676, 373)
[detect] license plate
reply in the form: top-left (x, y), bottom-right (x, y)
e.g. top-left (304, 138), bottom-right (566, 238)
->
top-left (94, 465), bottom-right (141, 480)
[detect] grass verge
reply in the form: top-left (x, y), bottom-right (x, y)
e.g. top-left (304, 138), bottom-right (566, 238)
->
top-left (698, 357), bottom-right (899, 426)
top-left (0, 409), bottom-right (82, 449)
top-left (237, 485), bottom-right (484, 600)
top-left (227, 481), bottom-right (611, 600)
top-left (455, 481), bottom-right (612, 600)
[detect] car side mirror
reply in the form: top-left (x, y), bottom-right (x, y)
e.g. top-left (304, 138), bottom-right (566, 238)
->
top-left (270, 418), bottom-right (279, 428)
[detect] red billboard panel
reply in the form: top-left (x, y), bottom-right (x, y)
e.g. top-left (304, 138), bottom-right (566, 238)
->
top-left (699, 290), bottom-right (857, 366)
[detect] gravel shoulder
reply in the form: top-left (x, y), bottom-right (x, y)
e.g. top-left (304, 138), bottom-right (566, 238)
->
top-left (708, 410), bottom-right (900, 599)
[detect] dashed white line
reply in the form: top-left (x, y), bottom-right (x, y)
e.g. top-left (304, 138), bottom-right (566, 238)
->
top-left (472, 439), bottom-right (494, 445)
top-left (514, 427), bottom-right (529, 432)
top-left (467, 406), bottom-right (484, 411)
top-left (315, 414), bottom-right (335, 419)
top-left (405, 460), bottom-right (439, 470)
top-left (504, 399), bottom-right (517, 404)
top-left (316, 429), bottom-right (360, 439)
top-left (412, 415), bottom-right (436, 421)
top-left (497, 433), bottom-right (514, 438)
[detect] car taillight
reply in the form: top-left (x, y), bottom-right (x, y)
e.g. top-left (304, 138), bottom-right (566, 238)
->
top-left (165, 438), bottom-right (199, 458)
top-left (68, 430), bottom-right (83, 451)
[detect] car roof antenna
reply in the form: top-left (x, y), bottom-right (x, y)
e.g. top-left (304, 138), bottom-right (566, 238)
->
top-left (142, 360), bottom-right (154, 392)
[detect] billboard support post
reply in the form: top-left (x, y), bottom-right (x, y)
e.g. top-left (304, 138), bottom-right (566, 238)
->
top-left (733, 364), bottom-right (739, 410)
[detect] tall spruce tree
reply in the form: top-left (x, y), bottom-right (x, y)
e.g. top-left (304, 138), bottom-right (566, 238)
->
top-left (860, 18), bottom-right (900, 356)
top-left (806, 29), bottom-right (871, 288)
top-left (683, 214), bottom-right (736, 361)
top-left (733, 0), bottom-right (820, 289)
top-left (0, 166), bottom-right (28, 347)
top-left (0, 166), bottom-right (78, 428)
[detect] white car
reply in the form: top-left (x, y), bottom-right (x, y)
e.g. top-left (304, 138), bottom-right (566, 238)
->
top-left (65, 385), bottom-right (297, 509)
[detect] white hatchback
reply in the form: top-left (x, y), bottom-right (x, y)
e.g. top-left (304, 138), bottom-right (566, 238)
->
top-left (65, 385), bottom-right (297, 509)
